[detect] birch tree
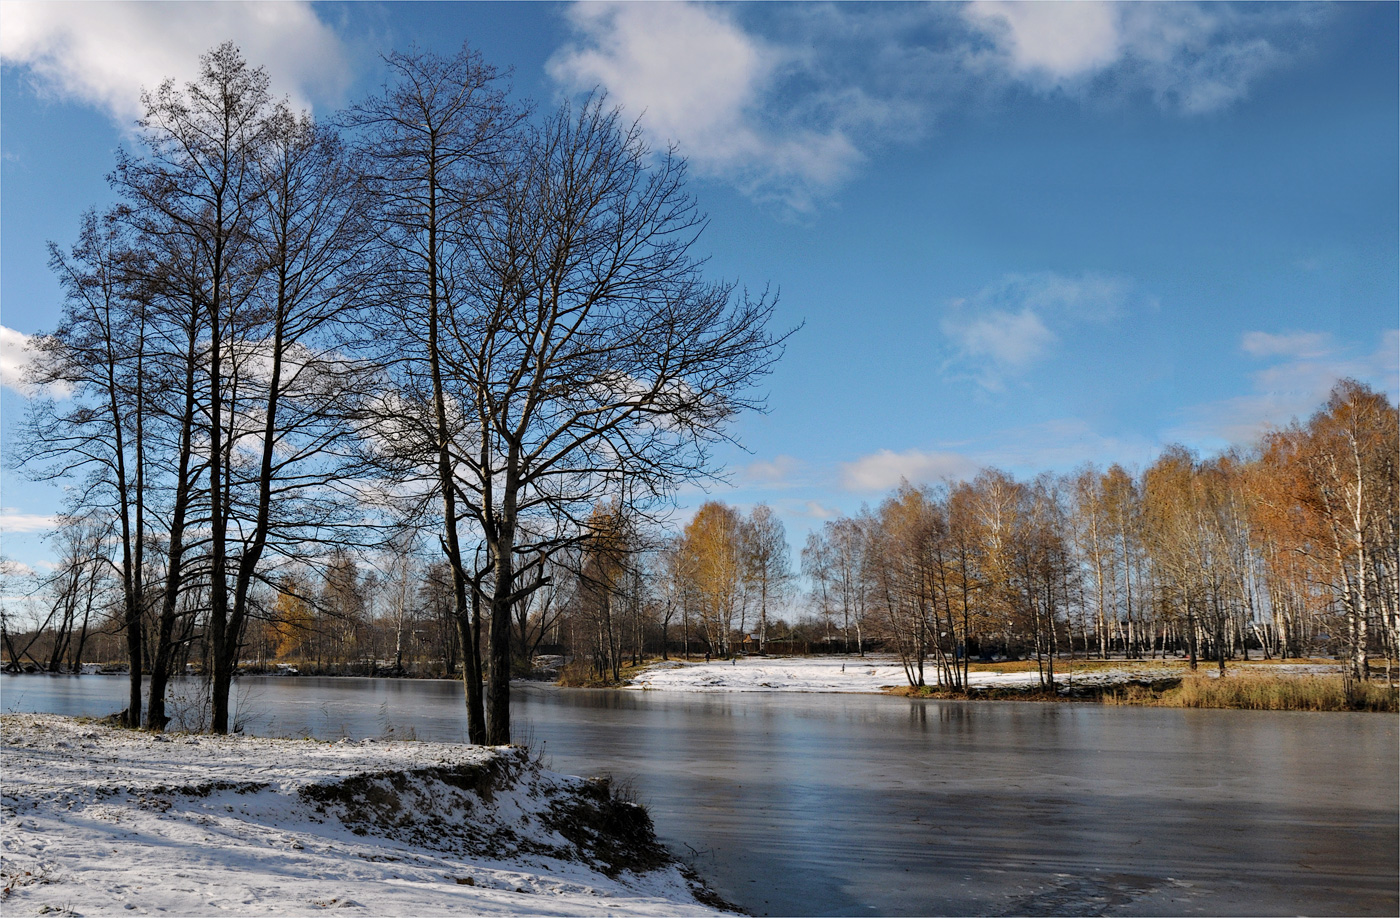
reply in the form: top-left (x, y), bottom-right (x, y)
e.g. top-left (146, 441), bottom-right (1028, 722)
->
top-left (744, 505), bottom-right (792, 653)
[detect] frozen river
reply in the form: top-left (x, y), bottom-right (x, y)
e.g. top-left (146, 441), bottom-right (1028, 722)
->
top-left (3, 672), bottom-right (1396, 916)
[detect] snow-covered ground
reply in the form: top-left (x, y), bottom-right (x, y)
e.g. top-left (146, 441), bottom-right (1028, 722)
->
top-left (1, 714), bottom-right (724, 916)
top-left (628, 654), bottom-right (1338, 694)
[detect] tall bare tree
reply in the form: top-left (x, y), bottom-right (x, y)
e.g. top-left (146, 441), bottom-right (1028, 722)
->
top-left (348, 44), bottom-right (521, 744)
top-left (23, 212), bottom-right (152, 722)
top-left (442, 98), bottom-right (787, 743)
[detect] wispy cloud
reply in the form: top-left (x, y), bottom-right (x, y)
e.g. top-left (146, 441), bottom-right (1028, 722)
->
top-left (1170, 329), bottom-right (1400, 444)
top-left (1240, 330), bottom-right (1333, 360)
top-left (0, 1), bottom-right (352, 128)
top-left (0, 511), bottom-right (57, 535)
top-left (796, 500), bottom-right (841, 521)
top-left (841, 449), bottom-right (979, 493)
top-left (547, 2), bottom-right (1313, 209)
top-left (973, 418), bottom-right (1160, 475)
top-left (945, 308), bottom-right (1057, 379)
top-left (963, 1), bottom-right (1309, 113)
top-left (941, 272), bottom-right (1151, 390)
top-left (743, 455), bottom-right (804, 487)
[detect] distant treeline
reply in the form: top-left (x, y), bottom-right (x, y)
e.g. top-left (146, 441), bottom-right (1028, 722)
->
top-left (8, 380), bottom-right (1395, 708)
top-left (796, 379), bottom-right (1397, 696)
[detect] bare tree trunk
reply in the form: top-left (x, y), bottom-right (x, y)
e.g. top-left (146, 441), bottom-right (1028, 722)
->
top-left (147, 304), bottom-right (199, 730)
top-left (486, 508), bottom-right (516, 744)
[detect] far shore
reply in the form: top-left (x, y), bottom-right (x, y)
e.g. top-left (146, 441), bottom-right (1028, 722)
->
top-left (6, 652), bottom-right (1395, 712)
top-left (617, 653), bottom-right (1398, 712)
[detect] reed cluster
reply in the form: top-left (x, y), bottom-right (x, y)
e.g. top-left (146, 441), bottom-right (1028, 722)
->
top-left (1109, 673), bottom-right (1397, 712)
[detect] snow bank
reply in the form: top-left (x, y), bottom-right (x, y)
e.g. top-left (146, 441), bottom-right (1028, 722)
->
top-left (630, 655), bottom-right (1073, 693)
top-left (631, 656), bottom-right (910, 693)
top-left (627, 655), bottom-right (1338, 695)
top-left (1, 714), bottom-right (725, 916)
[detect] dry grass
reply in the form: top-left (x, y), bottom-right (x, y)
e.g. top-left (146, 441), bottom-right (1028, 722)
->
top-left (1107, 673), bottom-right (1397, 712)
top-left (556, 659), bottom-right (657, 687)
top-left (895, 683), bottom-right (1064, 702)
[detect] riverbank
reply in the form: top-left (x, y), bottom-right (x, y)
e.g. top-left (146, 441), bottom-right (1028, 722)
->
top-left (0, 714), bottom-right (728, 916)
top-left (626, 652), bottom-right (1275, 693)
top-left (626, 654), bottom-right (1396, 710)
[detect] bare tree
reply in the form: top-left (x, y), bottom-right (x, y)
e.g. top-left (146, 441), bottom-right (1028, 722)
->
top-left (22, 212), bottom-right (152, 722)
top-left (512, 549), bottom-right (571, 673)
top-left (110, 43), bottom-right (274, 731)
top-left (45, 517), bottom-right (110, 673)
top-left (348, 44), bottom-right (521, 744)
top-left (440, 97), bottom-right (788, 743)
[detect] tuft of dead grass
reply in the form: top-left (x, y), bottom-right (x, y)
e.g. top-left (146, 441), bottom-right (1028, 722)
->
top-left (556, 659), bottom-right (665, 687)
top-left (1107, 673), bottom-right (1397, 712)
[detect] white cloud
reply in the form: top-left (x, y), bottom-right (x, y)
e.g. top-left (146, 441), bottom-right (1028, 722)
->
top-left (1, 326), bottom-right (73, 398)
top-left (0, 511), bottom-right (57, 535)
top-left (841, 449), bottom-right (978, 493)
top-left (550, 2), bottom-right (769, 151)
top-left (829, 420), bottom-right (1161, 497)
top-left (1, 326), bottom-right (36, 395)
top-left (964, 1), bottom-right (1123, 81)
top-left (941, 272), bottom-right (1147, 389)
top-left (0, 1), bottom-right (351, 128)
top-left (548, 1), bottom-right (871, 211)
top-left (547, 2), bottom-right (1312, 208)
top-left (0, 559), bottom-right (37, 578)
top-left (963, 1), bottom-right (1301, 113)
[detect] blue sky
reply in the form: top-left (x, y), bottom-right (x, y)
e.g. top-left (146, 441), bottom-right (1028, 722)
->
top-left (2, 1), bottom-right (1397, 572)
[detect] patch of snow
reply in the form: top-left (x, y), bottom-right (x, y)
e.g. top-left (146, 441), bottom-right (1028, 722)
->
top-left (631, 655), bottom-right (980, 693)
top-left (1, 714), bottom-right (724, 916)
top-left (626, 655), bottom-right (1341, 694)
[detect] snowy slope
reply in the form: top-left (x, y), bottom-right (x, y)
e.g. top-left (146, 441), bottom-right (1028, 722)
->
top-left (1, 714), bottom-right (725, 916)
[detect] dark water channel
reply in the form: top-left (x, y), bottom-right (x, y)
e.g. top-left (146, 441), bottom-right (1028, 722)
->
top-left (3, 673), bottom-right (1396, 916)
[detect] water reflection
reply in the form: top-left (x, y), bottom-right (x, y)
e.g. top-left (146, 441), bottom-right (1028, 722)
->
top-left (2, 673), bottom-right (1396, 917)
